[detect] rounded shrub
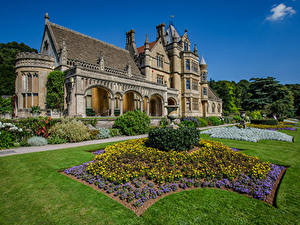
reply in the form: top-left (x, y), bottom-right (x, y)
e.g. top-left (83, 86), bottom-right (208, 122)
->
top-left (197, 117), bottom-right (208, 127)
top-left (113, 110), bottom-right (150, 136)
top-left (207, 116), bottom-right (223, 126)
top-left (96, 127), bottom-right (111, 139)
top-left (146, 127), bottom-right (200, 151)
top-left (27, 136), bottom-right (48, 146)
top-left (47, 136), bottom-right (67, 144)
top-left (49, 119), bottom-right (90, 142)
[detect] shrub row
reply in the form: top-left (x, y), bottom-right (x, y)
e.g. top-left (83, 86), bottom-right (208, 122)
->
top-left (250, 119), bottom-right (278, 125)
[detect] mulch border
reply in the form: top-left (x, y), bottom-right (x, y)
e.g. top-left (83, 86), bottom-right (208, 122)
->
top-left (60, 165), bottom-right (287, 216)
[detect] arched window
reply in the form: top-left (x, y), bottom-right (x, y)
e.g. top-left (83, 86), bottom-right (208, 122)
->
top-left (203, 87), bottom-right (207, 96)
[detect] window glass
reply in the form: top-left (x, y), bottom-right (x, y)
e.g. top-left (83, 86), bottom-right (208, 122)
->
top-left (185, 60), bottom-right (190, 70)
top-left (186, 79), bottom-right (190, 89)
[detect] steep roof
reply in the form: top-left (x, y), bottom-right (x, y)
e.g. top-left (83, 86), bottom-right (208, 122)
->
top-left (208, 86), bottom-right (222, 101)
top-left (137, 41), bottom-right (157, 54)
top-left (47, 22), bottom-right (141, 75)
top-left (165, 24), bottom-right (181, 44)
top-left (200, 56), bottom-right (206, 65)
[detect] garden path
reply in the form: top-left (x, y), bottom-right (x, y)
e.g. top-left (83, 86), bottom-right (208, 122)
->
top-left (0, 123), bottom-right (237, 158)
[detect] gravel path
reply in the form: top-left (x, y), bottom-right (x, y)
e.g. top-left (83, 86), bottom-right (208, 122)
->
top-left (0, 123), bottom-right (237, 158)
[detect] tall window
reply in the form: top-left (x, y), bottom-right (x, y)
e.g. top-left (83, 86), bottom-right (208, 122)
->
top-left (192, 99), bottom-right (199, 110)
top-left (192, 79), bottom-right (198, 90)
top-left (157, 75), bottom-right (163, 85)
top-left (21, 72), bottom-right (39, 108)
top-left (203, 87), bottom-right (207, 96)
top-left (186, 98), bottom-right (191, 111)
top-left (185, 59), bottom-right (190, 70)
top-left (184, 42), bottom-right (188, 51)
top-left (202, 73), bottom-right (207, 81)
top-left (186, 79), bottom-right (190, 90)
top-left (192, 61), bottom-right (198, 72)
top-left (157, 55), bottom-right (163, 68)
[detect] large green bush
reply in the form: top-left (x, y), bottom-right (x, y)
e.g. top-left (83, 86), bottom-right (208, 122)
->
top-left (113, 110), bottom-right (150, 136)
top-left (0, 130), bottom-right (14, 149)
top-left (146, 127), bottom-right (200, 151)
top-left (197, 117), bottom-right (208, 127)
top-left (207, 116), bottom-right (223, 126)
top-left (49, 119), bottom-right (90, 142)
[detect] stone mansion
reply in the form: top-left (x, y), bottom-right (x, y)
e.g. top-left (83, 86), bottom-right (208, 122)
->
top-left (14, 14), bottom-right (222, 118)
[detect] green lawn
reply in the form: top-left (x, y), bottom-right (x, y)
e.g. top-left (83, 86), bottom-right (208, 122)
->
top-left (1, 128), bottom-right (300, 225)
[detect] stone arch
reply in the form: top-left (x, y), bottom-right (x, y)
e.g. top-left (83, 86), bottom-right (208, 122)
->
top-left (84, 85), bottom-right (113, 116)
top-left (212, 103), bottom-right (216, 113)
top-left (167, 97), bottom-right (177, 105)
top-left (218, 103), bottom-right (221, 113)
top-left (150, 94), bottom-right (163, 116)
top-left (143, 96), bottom-right (149, 114)
top-left (123, 90), bottom-right (142, 113)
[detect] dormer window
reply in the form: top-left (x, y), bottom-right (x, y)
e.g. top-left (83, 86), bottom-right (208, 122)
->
top-left (184, 42), bottom-right (188, 51)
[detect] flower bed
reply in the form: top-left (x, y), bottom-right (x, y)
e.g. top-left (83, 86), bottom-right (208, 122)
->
top-left (64, 139), bottom-right (285, 215)
top-left (247, 123), bottom-right (296, 131)
top-left (201, 127), bottom-right (293, 142)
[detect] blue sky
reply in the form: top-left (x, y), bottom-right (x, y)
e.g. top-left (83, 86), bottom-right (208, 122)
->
top-left (0, 0), bottom-right (299, 84)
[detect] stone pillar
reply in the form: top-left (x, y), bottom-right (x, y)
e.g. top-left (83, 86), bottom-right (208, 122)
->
top-left (76, 94), bottom-right (85, 117)
top-left (120, 99), bottom-right (123, 115)
top-left (140, 99), bottom-right (143, 112)
top-left (146, 100), bottom-right (150, 115)
top-left (110, 97), bottom-right (115, 116)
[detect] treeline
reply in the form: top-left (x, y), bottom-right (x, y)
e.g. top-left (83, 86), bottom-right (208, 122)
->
top-left (209, 77), bottom-right (300, 118)
top-left (0, 42), bottom-right (37, 96)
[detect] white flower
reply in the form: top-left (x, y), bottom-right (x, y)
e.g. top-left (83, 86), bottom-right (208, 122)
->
top-left (201, 127), bottom-right (293, 142)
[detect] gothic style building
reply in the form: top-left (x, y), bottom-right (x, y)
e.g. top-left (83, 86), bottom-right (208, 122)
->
top-left (14, 14), bottom-right (222, 118)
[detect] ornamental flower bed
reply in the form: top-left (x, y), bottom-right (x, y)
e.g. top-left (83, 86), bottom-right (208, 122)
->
top-left (201, 127), bottom-right (293, 142)
top-left (247, 123), bottom-right (297, 131)
top-left (64, 139), bottom-right (285, 215)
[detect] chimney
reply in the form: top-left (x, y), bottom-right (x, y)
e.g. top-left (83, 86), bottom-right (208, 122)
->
top-left (156, 23), bottom-right (166, 45)
top-left (125, 29), bottom-right (138, 57)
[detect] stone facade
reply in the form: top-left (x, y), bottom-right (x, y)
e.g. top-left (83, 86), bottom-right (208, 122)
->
top-left (14, 14), bottom-right (222, 118)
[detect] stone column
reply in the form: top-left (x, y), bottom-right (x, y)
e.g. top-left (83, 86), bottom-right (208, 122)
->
top-left (76, 94), bottom-right (85, 117)
top-left (110, 97), bottom-right (115, 116)
top-left (146, 100), bottom-right (150, 115)
top-left (120, 99), bottom-right (123, 115)
top-left (140, 99), bottom-right (143, 112)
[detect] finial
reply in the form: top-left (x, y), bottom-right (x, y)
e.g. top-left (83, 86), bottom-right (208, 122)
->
top-left (185, 28), bottom-right (187, 33)
top-left (194, 44), bottom-right (198, 55)
top-left (45, 12), bottom-right (49, 23)
top-left (145, 34), bottom-right (149, 44)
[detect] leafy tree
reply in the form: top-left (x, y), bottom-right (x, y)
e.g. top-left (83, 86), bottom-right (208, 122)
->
top-left (0, 96), bottom-right (12, 113)
top-left (236, 79), bottom-right (250, 110)
top-left (286, 84), bottom-right (300, 116)
top-left (0, 42), bottom-right (37, 96)
top-left (209, 80), bottom-right (239, 115)
top-left (46, 71), bottom-right (65, 112)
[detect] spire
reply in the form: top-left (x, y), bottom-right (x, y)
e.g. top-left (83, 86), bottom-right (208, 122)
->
top-left (194, 44), bottom-right (198, 55)
top-left (45, 12), bottom-right (49, 23)
top-left (200, 56), bottom-right (206, 65)
top-left (144, 34), bottom-right (149, 50)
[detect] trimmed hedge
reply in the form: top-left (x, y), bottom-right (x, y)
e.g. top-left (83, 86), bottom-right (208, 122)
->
top-left (146, 127), bottom-right (200, 151)
top-left (250, 119), bottom-right (278, 125)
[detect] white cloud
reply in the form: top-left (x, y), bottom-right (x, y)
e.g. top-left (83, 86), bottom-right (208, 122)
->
top-left (266, 3), bottom-right (296, 21)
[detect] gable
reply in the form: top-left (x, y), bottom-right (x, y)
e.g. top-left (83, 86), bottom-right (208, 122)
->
top-left (40, 25), bottom-right (59, 66)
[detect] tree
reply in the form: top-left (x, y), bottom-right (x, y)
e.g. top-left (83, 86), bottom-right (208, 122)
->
top-left (245, 77), bottom-right (294, 119)
top-left (286, 84), bottom-right (300, 116)
top-left (236, 79), bottom-right (250, 110)
top-left (46, 71), bottom-right (65, 112)
top-left (0, 42), bottom-right (37, 96)
top-left (209, 80), bottom-right (239, 115)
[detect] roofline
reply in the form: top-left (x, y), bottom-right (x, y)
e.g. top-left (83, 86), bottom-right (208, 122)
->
top-left (47, 21), bottom-right (131, 54)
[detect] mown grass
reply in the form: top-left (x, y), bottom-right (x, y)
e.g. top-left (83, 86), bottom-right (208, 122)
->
top-left (0, 127), bottom-right (300, 224)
